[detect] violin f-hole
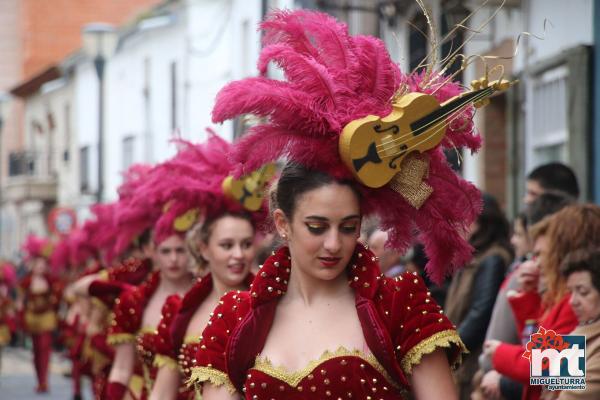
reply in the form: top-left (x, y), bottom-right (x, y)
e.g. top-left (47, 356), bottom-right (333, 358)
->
top-left (352, 142), bottom-right (382, 173)
top-left (373, 124), bottom-right (400, 135)
top-left (388, 145), bottom-right (408, 169)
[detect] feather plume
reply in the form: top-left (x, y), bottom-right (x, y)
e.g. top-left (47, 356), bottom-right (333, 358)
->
top-left (215, 10), bottom-right (484, 283)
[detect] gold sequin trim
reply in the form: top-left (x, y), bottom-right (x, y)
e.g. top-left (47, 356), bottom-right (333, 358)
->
top-left (129, 374), bottom-right (144, 398)
top-left (107, 333), bottom-right (136, 345)
top-left (98, 269), bottom-right (109, 281)
top-left (139, 326), bottom-right (158, 335)
top-left (400, 329), bottom-right (467, 375)
top-left (154, 354), bottom-right (180, 371)
top-left (187, 366), bottom-right (237, 394)
top-left (253, 346), bottom-right (398, 389)
top-left (184, 335), bottom-right (201, 344)
top-left (90, 297), bottom-right (109, 313)
top-left (24, 311), bottom-right (57, 333)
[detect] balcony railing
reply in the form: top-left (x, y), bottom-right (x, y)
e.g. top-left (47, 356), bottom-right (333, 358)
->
top-left (8, 151), bottom-right (54, 178)
top-left (2, 151), bottom-right (57, 203)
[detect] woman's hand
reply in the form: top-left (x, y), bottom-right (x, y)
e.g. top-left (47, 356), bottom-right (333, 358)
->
top-left (516, 260), bottom-right (540, 292)
top-left (483, 340), bottom-right (501, 358)
top-left (479, 370), bottom-right (501, 399)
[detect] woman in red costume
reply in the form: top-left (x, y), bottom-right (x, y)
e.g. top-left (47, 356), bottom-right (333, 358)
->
top-left (105, 135), bottom-right (250, 400)
top-left (148, 135), bottom-right (270, 400)
top-left (84, 279), bottom-right (131, 399)
top-left (20, 235), bottom-right (62, 393)
top-left (105, 228), bottom-right (194, 399)
top-left (71, 165), bottom-right (157, 296)
top-left (0, 260), bottom-right (16, 372)
top-left (190, 9), bottom-right (495, 400)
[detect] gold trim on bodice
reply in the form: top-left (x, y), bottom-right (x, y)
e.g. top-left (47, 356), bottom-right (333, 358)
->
top-left (188, 367), bottom-right (237, 394)
top-left (401, 329), bottom-right (466, 374)
top-left (184, 335), bottom-right (201, 344)
top-left (252, 346), bottom-right (398, 388)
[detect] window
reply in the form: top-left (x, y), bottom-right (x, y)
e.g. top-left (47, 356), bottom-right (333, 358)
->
top-left (80, 146), bottom-right (90, 192)
top-left (171, 61), bottom-right (177, 131)
top-left (143, 58), bottom-right (153, 162)
top-left (122, 136), bottom-right (135, 171)
top-left (530, 66), bottom-right (569, 165)
top-left (408, 13), bottom-right (428, 72)
top-left (64, 103), bottom-right (71, 162)
top-left (241, 20), bottom-right (250, 76)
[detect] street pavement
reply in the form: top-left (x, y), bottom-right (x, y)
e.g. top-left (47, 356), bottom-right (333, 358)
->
top-left (0, 346), bottom-right (93, 400)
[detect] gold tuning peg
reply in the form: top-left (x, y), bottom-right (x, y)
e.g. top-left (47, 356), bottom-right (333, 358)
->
top-left (491, 78), bottom-right (518, 91)
top-left (480, 77), bottom-right (489, 88)
top-left (473, 98), bottom-right (490, 109)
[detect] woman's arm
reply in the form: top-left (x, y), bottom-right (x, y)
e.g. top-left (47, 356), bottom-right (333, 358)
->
top-left (108, 342), bottom-right (136, 386)
top-left (202, 384), bottom-right (243, 400)
top-left (410, 349), bottom-right (458, 400)
top-left (149, 366), bottom-right (180, 400)
top-left (70, 273), bottom-right (100, 297)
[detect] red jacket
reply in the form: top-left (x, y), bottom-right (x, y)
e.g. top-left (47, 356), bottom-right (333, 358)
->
top-left (492, 293), bottom-right (578, 400)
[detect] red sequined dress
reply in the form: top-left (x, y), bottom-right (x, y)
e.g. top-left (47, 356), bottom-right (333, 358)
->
top-left (108, 271), bottom-right (161, 399)
top-left (20, 273), bottom-right (61, 334)
top-left (190, 244), bottom-right (466, 399)
top-left (101, 257), bottom-right (153, 286)
top-left (154, 273), bottom-right (255, 400)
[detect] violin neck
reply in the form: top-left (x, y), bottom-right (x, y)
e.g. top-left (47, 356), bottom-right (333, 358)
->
top-left (409, 87), bottom-right (493, 136)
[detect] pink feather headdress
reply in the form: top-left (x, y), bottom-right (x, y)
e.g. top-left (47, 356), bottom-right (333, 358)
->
top-left (69, 224), bottom-right (99, 267)
top-left (50, 237), bottom-right (71, 273)
top-left (0, 261), bottom-right (17, 288)
top-left (67, 204), bottom-right (112, 267)
top-left (213, 10), bottom-right (483, 283)
top-left (22, 234), bottom-right (54, 262)
top-left (132, 133), bottom-right (268, 245)
top-left (112, 163), bottom-right (162, 259)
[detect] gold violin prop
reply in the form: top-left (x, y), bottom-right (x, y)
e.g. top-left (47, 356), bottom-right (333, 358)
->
top-left (222, 163), bottom-right (277, 211)
top-left (339, 77), bottom-right (516, 188)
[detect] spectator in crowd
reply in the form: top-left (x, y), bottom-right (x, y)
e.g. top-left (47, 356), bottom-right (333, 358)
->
top-left (483, 204), bottom-right (600, 400)
top-left (524, 162), bottom-right (579, 205)
top-left (549, 247), bottom-right (600, 400)
top-left (445, 193), bottom-right (513, 400)
top-left (477, 191), bottom-right (574, 399)
top-left (511, 212), bottom-right (532, 263)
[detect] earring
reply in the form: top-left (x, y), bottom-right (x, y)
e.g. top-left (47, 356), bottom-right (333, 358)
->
top-left (281, 233), bottom-right (287, 240)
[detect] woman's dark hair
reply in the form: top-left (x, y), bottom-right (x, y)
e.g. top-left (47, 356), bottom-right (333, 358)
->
top-left (409, 243), bottom-right (428, 271)
top-left (527, 162), bottom-right (580, 199)
top-left (135, 228), bottom-right (152, 250)
top-left (514, 211), bottom-right (527, 229)
top-left (560, 247), bottom-right (600, 292)
top-left (469, 193), bottom-right (511, 254)
top-left (525, 190), bottom-right (574, 228)
top-left (274, 162), bottom-right (361, 219)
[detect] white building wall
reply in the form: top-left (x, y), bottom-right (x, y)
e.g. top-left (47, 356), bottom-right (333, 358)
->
top-left (73, 60), bottom-right (101, 218)
top-left (516, 0), bottom-right (592, 72)
top-left (459, 0), bottom-right (593, 186)
top-left (99, 0), bottom-right (263, 202)
top-left (105, 14), bottom-right (187, 202)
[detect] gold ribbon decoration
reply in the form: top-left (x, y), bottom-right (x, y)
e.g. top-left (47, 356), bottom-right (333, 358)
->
top-left (173, 208), bottom-right (200, 232)
top-left (41, 243), bottom-right (54, 259)
top-left (388, 153), bottom-right (433, 209)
